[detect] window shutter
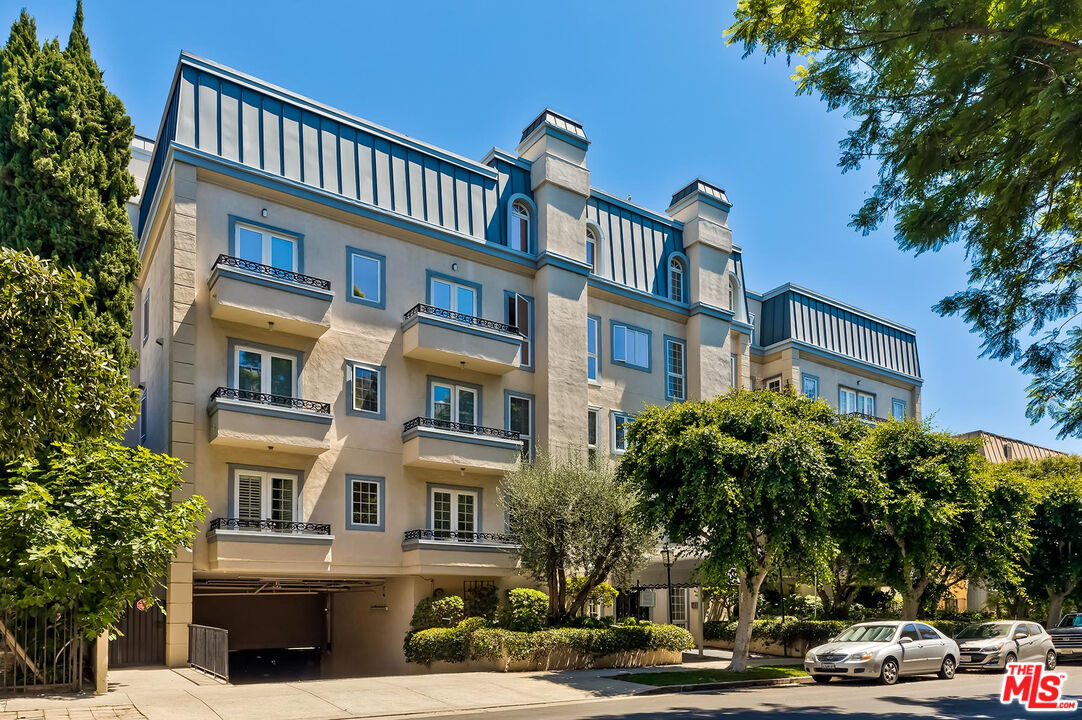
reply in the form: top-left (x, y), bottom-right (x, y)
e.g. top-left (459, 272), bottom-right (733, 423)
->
top-left (237, 475), bottom-right (262, 520)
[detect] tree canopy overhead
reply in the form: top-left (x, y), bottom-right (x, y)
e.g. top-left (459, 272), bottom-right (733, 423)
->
top-left (728, 0), bottom-right (1082, 436)
top-left (0, 1), bottom-right (139, 367)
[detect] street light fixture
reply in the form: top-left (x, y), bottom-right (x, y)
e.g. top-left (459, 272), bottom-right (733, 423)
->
top-left (661, 537), bottom-right (675, 624)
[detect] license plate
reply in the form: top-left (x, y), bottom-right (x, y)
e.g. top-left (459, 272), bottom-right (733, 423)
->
top-left (820, 663), bottom-right (836, 670)
top-left (960, 654), bottom-right (972, 663)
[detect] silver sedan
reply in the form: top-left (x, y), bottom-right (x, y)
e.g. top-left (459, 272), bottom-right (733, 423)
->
top-left (956, 620), bottom-right (1057, 671)
top-left (805, 621), bottom-right (960, 685)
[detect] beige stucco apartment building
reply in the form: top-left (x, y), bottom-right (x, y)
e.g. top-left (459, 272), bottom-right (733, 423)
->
top-left (121, 53), bottom-right (923, 677)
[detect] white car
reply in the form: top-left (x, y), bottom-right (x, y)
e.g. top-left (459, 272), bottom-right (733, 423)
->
top-left (956, 620), bottom-right (1057, 671)
top-left (805, 621), bottom-right (960, 685)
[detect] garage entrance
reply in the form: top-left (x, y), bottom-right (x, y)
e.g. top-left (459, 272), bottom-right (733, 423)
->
top-left (192, 577), bottom-right (381, 683)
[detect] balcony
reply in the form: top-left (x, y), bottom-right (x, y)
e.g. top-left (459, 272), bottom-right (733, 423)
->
top-left (207, 255), bottom-right (333, 338)
top-left (401, 304), bottom-right (523, 374)
top-left (401, 529), bottom-right (519, 576)
top-left (207, 387), bottom-right (332, 455)
top-left (401, 417), bottom-right (522, 475)
top-left (205, 517), bottom-right (334, 573)
top-left (845, 412), bottom-right (889, 425)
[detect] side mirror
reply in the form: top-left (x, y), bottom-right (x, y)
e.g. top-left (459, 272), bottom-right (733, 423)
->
top-left (899, 637), bottom-right (913, 644)
top-left (826, 636), bottom-right (835, 643)
top-left (1015, 632), bottom-right (1029, 640)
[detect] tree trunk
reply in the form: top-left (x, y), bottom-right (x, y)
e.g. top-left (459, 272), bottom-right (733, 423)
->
top-left (1048, 592), bottom-right (1067, 629)
top-left (899, 577), bottom-right (928, 620)
top-left (729, 567), bottom-right (768, 672)
top-left (547, 559), bottom-right (561, 621)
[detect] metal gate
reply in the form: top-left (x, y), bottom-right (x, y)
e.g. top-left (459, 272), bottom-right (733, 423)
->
top-left (109, 601), bottom-right (165, 667)
top-left (188, 624), bottom-right (228, 681)
top-left (0, 607), bottom-right (84, 693)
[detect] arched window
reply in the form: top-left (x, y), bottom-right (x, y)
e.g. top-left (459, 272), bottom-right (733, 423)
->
top-left (586, 227), bottom-right (598, 274)
top-left (511, 200), bottom-right (530, 253)
top-left (728, 278), bottom-right (736, 311)
top-left (669, 256), bottom-right (685, 303)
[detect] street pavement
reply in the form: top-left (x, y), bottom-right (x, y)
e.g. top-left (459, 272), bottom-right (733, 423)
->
top-left (406, 665), bottom-right (1082, 719)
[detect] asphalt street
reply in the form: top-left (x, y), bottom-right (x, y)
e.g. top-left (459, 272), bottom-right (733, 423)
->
top-left (414, 664), bottom-right (1082, 719)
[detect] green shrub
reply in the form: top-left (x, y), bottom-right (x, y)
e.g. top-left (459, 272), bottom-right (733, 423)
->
top-left (503, 588), bottom-right (549, 631)
top-left (464, 583), bottom-right (500, 620)
top-left (404, 627), bottom-right (467, 664)
top-left (927, 620), bottom-right (964, 639)
top-left (410, 595), bottom-right (466, 630)
top-left (703, 618), bottom-right (848, 646)
top-left (783, 594), bottom-right (824, 619)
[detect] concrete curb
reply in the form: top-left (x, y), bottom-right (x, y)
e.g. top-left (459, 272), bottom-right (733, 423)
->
top-left (635, 676), bottom-right (813, 695)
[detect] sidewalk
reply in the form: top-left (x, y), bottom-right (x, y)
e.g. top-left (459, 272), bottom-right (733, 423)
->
top-left (0, 650), bottom-right (802, 720)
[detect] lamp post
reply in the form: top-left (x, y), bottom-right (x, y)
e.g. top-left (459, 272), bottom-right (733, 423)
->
top-left (661, 538), bottom-right (675, 624)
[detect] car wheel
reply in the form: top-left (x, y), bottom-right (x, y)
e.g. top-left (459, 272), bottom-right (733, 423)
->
top-left (938, 656), bottom-right (956, 680)
top-left (880, 658), bottom-right (899, 685)
top-left (1046, 651), bottom-right (1057, 671)
top-left (1002, 652), bottom-right (1017, 673)
top-left (812, 675), bottom-right (832, 684)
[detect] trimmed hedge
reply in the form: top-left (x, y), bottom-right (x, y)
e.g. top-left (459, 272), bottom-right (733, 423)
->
top-left (405, 618), bottom-right (695, 665)
top-left (703, 618), bottom-right (970, 646)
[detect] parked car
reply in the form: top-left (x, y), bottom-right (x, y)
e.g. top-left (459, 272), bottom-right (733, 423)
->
top-left (1049, 613), bottom-right (1082, 661)
top-left (955, 621), bottom-right (1056, 671)
top-left (804, 621), bottom-right (960, 685)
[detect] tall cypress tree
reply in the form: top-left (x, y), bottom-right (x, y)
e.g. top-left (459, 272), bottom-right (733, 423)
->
top-left (0, 2), bottom-right (139, 367)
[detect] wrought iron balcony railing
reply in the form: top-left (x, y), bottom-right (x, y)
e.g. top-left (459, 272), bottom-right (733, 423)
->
top-left (403, 303), bottom-right (522, 336)
top-left (403, 528), bottom-right (518, 544)
top-left (210, 386), bottom-right (331, 415)
top-left (208, 518), bottom-right (332, 535)
top-left (213, 254), bottom-right (332, 291)
top-left (845, 412), bottom-right (889, 424)
top-left (402, 416), bottom-right (521, 441)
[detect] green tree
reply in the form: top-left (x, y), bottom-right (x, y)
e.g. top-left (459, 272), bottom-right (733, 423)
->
top-left (501, 453), bottom-right (657, 623)
top-left (0, 247), bottom-right (136, 461)
top-left (619, 390), bottom-right (867, 671)
top-left (0, 3), bottom-right (139, 368)
top-left (728, 1), bottom-right (1082, 437)
top-left (856, 421), bottom-right (1033, 619)
top-left (1009, 457), bottom-right (1082, 626)
top-left (0, 442), bottom-right (206, 636)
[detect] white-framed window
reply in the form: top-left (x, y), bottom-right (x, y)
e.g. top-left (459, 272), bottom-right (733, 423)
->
top-left (613, 323), bottom-right (650, 370)
top-left (236, 222), bottom-right (297, 271)
top-left (802, 374), bottom-right (820, 399)
top-left (350, 476), bottom-right (382, 528)
top-left (507, 393), bottom-right (533, 461)
top-left (351, 364), bottom-right (381, 416)
top-left (669, 588), bottom-right (689, 628)
top-left (234, 468), bottom-right (299, 524)
top-left (766, 376), bottom-right (782, 393)
top-left (507, 293), bottom-right (533, 367)
top-left (138, 387), bottom-right (148, 446)
top-left (730, 353), bottom-right (738, 389)
top-left (431, 486), bottom-right (478, 539)
top-left (612, 412), bottom-right (633, 454)
top-left (430, 276), bottom-right (477, 315)
top-left (348, 247), bottom-right (383, 307)
top-left (235, 346), bottom-right (297, 398)
top-left (586, 227), bottom-right (599, 274)
top-left (669, 257), bottom-right (685, 303)
top-left (587, 315), bottom-right (600, 382)
top-left (665, 338), bottom-right (686, 401)
top-left (142, 290), bottom-right (150, 345)
top-left (839, 387), bottom-right (875, 416)
top-left (587, 407), bottom-right (599, 463)
top-left (431, 382), bottom-right (478, 426)
top-left (891, 398), bottom-right (907, 421)
top-left (728, 279), bottom-right (736, 311)
top-left (510, 200), bottom-right (530, 253)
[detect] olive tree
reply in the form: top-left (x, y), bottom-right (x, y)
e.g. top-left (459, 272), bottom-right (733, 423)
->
top-left (619, 390), bottom-right (867, 671)
top-left (501, 453), bottom-right (657, 623)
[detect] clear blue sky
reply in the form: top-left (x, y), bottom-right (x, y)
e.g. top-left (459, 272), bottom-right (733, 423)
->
top-left (18, 0), bottom-right (1079, 452)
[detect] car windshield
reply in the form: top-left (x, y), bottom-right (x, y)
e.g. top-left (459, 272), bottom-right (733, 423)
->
top-left (957, 622), bottom-right (1012, 640)
top-left (834, 625), bottom-right (896, 643)
top-left (1058, 615), bottom-right (1082, 628)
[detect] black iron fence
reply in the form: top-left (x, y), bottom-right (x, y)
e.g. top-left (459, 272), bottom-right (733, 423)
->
top-left (207, 518), bottom-right (332, 535)
top-left (213, 254), bottom-right (332, 291)
top-left (0, 607), bottom-right (83, 693)
top-left (210, 387), bottom-right (331, 415)
top-left (402, 416), bottom-right (521, 441)
top-left (188, 624), bottom-right (229, 681)
top-left (403, 303), bottom-right (522, 335)
top-left (403, 528), bottom-right (517, 544)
